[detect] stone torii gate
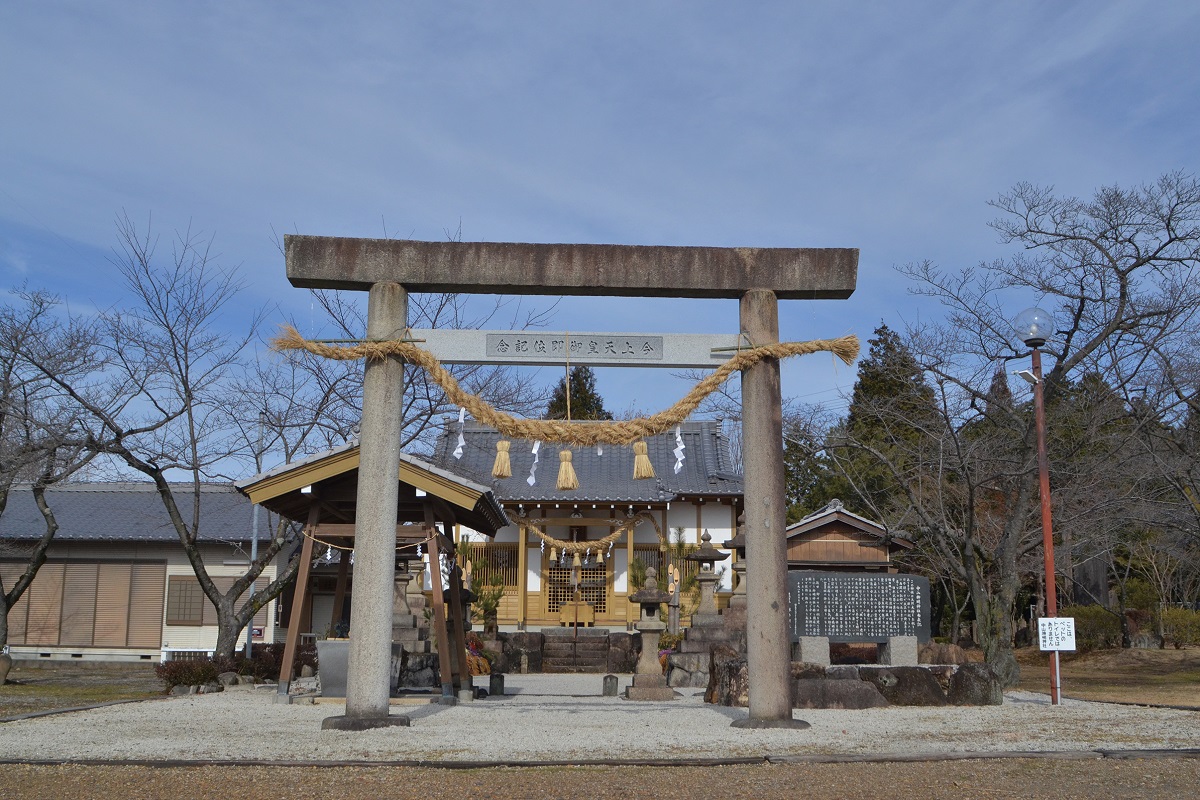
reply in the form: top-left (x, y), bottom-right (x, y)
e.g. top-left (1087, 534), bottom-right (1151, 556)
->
top-left (285, 236), bottom-right (858, 728)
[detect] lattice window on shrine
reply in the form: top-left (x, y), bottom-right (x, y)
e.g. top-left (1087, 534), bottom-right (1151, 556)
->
top-left (546, 564), bottom-right (607, 614)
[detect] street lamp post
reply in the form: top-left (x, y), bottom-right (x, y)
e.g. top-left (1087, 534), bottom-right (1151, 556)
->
top-left (245, 409), bottom-right (267, 659)
top-left (1014, 307), bottom-right (1062, 706)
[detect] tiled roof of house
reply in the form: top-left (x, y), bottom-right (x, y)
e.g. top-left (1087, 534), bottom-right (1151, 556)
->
top-left (0, 482), bottom-right (254, 543)
top-left (429, 420), bottom-right (743, 504)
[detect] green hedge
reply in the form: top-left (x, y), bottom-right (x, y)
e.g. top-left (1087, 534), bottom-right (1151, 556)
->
top-left (1059, 605), bottom-right (1121, 651)
top-left (1161, 608), bottom-right (1200, 649)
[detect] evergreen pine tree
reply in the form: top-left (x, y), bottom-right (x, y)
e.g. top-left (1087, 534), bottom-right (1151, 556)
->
top-left (544, 365), bottom-right (614, 420)
top-left (802, 323), bottom-right (940, 519)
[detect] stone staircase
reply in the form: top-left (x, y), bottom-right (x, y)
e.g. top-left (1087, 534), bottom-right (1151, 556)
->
top-left (541, 629), bottom-right (613, 673)
top-left (666, 609), bottom-right (746, 687)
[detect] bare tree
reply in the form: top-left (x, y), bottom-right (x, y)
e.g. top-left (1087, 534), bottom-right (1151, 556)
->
top-left (882, 172), bottom-right (1200, 681)
top-left (0, 289), bottom-right (100, 649)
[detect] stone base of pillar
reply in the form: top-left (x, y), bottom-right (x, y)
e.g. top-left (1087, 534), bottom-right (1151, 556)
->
top-left (731, 716), bottom-right (811, 730)
top-left (320, 714), bottom-right (411, 730)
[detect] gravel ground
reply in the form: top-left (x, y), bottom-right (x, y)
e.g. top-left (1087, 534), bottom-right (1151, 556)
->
top-left (1, 674), bottom-right (1198, 764)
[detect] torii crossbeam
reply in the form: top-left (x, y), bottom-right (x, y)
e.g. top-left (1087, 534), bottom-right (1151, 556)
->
top-left (285, 235), bottom-right (858, 728)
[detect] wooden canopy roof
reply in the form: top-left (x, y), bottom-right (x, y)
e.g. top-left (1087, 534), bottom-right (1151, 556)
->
top-left (235, 441), bottom-right (508, 536)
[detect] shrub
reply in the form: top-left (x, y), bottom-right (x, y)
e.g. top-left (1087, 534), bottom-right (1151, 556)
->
top-left (657, 631), bottom-right (683, 653)
top-left (1161, 607), bottom-right (1200, 649)
top-left (155, 659), bottom-right (219, 689)
top-left (1059, 604), bottom-right (1121, 651)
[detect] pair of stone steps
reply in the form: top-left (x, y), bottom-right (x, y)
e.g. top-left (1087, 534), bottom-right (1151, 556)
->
top-left (541, 632), bottom-right (610, 673)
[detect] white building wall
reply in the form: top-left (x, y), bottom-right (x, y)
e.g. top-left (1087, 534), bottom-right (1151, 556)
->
top-left (700, 503), bottom-right (737, 590)
top-left (13, 539), bottom-right (282, 661)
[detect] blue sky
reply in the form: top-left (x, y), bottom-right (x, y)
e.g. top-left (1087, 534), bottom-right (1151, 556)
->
top-left (3, 2), bottom-right (1199, 420)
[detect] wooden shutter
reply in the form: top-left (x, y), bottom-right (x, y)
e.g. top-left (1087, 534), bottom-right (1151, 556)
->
top-left (126, 563), bottom-right (165, 648)
top-left (93, 563), bottom-right (131, 647)
top-left (59, 563), bottom-right (100, 646)
top-left (165, 577), bottom-right (205, 625)
top-left (0, 563), bottom-right (30, 644)
top-left (24, 563), bottom-right (65, 645)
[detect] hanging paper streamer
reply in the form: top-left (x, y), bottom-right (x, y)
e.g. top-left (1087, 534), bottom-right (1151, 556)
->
top-left (673, 425), bottom-right (686, 474)
top-left (527, 440), bottom-right (541, 486)
top-left (597, 444), bottom-right (603, 456)
top-left (417, 544), bottom-right (422, 558)
top-left (540, 539), bottom-right (545, 553)
top-left (452, 407), bottom-right (466, 459)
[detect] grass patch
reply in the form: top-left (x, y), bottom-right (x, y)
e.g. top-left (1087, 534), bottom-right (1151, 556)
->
top-left (0, 663), bottom-right (163, 717)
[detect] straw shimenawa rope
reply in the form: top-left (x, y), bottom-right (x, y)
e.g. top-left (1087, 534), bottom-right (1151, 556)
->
top-left (271, 324), bottom-right (859, 447)
top-left (517, 513), bottom-right (660, 560)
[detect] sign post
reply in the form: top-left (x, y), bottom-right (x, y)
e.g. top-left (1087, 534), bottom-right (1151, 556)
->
top-left (1037, 616), bottom-right (1076, 704)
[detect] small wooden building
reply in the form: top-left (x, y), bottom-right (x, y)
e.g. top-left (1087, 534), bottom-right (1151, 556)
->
top-left (785, 499), bottom-right (912, 573)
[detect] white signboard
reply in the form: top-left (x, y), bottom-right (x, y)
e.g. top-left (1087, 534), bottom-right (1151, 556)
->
top-left (1038, 617), bottom-right (1076, 652)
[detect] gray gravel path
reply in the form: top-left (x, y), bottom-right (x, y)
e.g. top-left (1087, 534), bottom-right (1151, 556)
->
top-left (1, 673), bottom-right (1198, 765)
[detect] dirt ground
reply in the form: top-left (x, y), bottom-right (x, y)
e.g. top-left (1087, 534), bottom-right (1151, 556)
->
top-left (1015, 646), bottom-right (1200, 707)
top-left (2, 760), bottom-right (1199, 800)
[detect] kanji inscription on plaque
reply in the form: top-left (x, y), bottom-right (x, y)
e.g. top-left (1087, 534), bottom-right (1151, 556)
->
top-left (787, 572), bottom-right (931, 643)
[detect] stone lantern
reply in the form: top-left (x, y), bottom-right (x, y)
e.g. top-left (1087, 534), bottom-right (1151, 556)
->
top-left (625, 567), bottom-right (676, 701)
top-left (685, 530), bottom-right (729, 621)
top-left (723, 513), bottom-right (747, 608)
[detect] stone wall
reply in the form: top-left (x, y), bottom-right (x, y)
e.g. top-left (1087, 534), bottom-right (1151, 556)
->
top-left (707, 645), bottom-right (1003, 708)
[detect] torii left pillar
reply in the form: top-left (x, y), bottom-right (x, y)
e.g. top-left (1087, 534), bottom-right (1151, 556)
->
top-left (320, 282), bottom-right (412, 730)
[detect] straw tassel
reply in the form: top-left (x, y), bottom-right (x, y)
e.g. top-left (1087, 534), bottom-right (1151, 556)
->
top-left (632, 440), bottom-right (655, 480)
top-left (492, 440), bottom-right (512, 479)
top-left (557, 448), bottom-right (579, 491)
top-left (572, 551), bottom-right (582, 568)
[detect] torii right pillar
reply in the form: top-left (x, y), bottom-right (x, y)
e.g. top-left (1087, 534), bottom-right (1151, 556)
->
top-left (733, 289), bottom-right (808, 728)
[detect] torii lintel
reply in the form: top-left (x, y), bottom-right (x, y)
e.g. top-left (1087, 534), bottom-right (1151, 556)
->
top-left (285, 235), bottom-right (858, 300)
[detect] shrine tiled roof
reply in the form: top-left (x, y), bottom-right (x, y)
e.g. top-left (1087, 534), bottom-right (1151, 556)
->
top-left (430, 420), bottom-right (743, 504)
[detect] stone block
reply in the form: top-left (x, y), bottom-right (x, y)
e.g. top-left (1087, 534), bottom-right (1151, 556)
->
top-left (792, 678), bottom-right (889, 709)
top-left (217, 671), bottom-right (240, 686)
top-left (606, 631), bottom-right (640, 674)
top-left (316, 639), bottom-right (349, 697)
top-left (501, 632), bottom-right (544, 673)
top-left (918, 640), bottom-right (969, 665)
top-left (825, 665), bottom-right (861, 681)
top-left (625, 673), bottom-right (677, 701)
top-left (948, 663), bottom-right (1003, 706)
top-left (858, 666), bottom-right (949, 706)
top-left (794, 636), bottom-right (830, 666)
top-left (666, 652), bottom-right (709, 687)
top-left (880, 636), bottom-right (919, 666)
top-left (705, 644), bottom-right (748, 707)
top-left (788, 662), bottom-right (824, 681)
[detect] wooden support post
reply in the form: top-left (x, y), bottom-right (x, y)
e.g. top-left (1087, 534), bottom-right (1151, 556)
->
top-left (517, 522), bottom-right (528, 630)
top-left (330, 543), bottom-right (351, 634)
top-left (446, 557), bottom-right (472, 694)
top-left (425, 505), bottom-right (455, 699)
top-left (278, 502), bottom-right (319, 694)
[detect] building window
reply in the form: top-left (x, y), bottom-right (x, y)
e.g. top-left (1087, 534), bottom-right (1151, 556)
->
top-left (165, 577), bottom-right (205, 625)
